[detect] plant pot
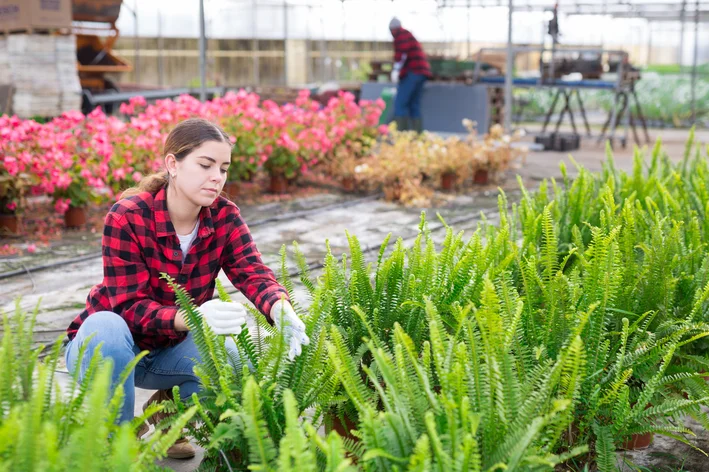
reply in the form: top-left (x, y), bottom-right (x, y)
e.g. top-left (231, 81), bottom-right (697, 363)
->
top-left (620, 432), bottom-right (654, 450)
top-left (324, 412), bottom-right (359, 443)
top-left (441, 171), bottom-right (457, 190)
top-left (0, 213), bottom-right (20, 235)
top-left (383, 182), bottom-right (402, 202)
top-left (473, 169), bottom-right (490, 185)
top-left (269, 174), bottom-right (288, 194)
top-left (64, 206), bottom-right (87, 229)
top-left (223, 180), bottom-right (240, 200)
top-left (342, 176), bottom-right (356, 192)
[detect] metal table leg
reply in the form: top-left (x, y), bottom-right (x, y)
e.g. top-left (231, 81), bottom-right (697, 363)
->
top-left (554, 90), bottom-right (577, 135)
top-left (599, 90), bottom-right (620, 145)
top-left (632, 88), bottom-right (651, 144)
top-left (542, 89), bottom-right (562, 134)
top-left (574, 89), bottom-right (592, 137)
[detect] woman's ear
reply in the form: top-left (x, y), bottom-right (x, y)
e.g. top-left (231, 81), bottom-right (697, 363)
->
top-left (165, 154), bottom-right (177, 176)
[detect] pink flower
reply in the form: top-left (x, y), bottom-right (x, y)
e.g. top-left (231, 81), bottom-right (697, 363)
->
top-left (54, 198), bottom-right (70, 215)
top-left (26, 243), bottom-right (36, 254)
top-left (6, 201), bottom-right (17, 211)
top-left (3, 156), bottom-right (19, 176)
top-left (129, 95), bottom-right (147, 107)
top-left (119, 103), bottom-right (135, 115)
top-left (132, 171), bottom-right (143, 182)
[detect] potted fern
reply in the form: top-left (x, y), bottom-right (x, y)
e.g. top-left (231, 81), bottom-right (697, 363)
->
top-left (0, 301), bottom-right (197, 469)
top-left (328, 297), bottom-right (588, 469)
top-left (159, 252), bottom-right (341, 470)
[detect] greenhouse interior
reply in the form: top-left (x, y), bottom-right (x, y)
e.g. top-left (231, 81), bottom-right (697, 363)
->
top-left (3, 1), bottom-right (709, 471)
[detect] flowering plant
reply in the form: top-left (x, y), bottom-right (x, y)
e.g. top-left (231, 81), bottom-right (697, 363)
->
top-left (477, 123), bottom-right (527, 174)
top-left (0, 157), bottom-right (36, 215)
top-left (357, 125), bottom-right (433, 203)
top-left (0, 116), bottom-right (44, 214)
top-left (260, 97), bottom-right (308, 179)
top-left (320, 95), bottom-right (386, 179)
top-left (263, 140), bottom-right (302, 180)
top-left (220, 91), bottom-right (262, 182)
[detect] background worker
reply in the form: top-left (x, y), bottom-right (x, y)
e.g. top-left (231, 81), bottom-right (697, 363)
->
top-left (389, 17), bottom-right (432, 133)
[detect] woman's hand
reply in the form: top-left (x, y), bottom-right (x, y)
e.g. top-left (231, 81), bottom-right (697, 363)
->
top-left (270, 300), bottom-right (310, 360)
top-left (197, 299), bottom-right (249, 335)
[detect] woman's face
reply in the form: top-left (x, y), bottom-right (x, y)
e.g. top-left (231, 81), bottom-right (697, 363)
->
top-left (169, 140), bottom-right (232, 208)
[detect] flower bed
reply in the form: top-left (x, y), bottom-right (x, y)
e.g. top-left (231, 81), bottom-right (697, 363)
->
top-left (0, 90), bottom-right (386, 232)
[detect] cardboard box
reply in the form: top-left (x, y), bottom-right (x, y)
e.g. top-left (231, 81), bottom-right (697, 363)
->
top-left (72, 0), bottom-right (122, 23)
top-left (0, 0), bottom-right (72, 33)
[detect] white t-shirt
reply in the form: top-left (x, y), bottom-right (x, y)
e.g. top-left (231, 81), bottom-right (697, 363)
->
top-left (176, 222), bottom-right (199, 262)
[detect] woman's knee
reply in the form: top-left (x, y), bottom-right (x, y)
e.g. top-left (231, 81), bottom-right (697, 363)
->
top-left (74, 311), bottom-right (134, 360)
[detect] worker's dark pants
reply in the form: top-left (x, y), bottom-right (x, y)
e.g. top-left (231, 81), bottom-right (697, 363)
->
top-left (394, 73), bottom-right (427, 119)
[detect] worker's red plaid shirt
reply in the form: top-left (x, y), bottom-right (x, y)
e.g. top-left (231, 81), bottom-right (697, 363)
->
top-left (393, 28), bottom-right (432, 79)
top-left (66, 187), bottom-right (288, 350)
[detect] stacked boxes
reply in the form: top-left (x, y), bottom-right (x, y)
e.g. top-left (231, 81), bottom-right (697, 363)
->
top-left (0, 0), bottom-right (72, 33)
top-left (0, 33), bottom-right (81, 117)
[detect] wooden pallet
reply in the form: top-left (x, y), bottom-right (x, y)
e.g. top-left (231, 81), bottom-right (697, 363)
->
top-left (0, 27), bottom-right (72, 37)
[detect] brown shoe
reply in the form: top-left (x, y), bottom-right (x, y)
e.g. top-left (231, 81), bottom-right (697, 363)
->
top-left (136, 421), bottom-right (149, 439)
top-left (143, 389), bottom-right (196, 460)
top-left (143, 389), bottom-right (175, 427)
top-left (166, 437), bottom-right (197, 459)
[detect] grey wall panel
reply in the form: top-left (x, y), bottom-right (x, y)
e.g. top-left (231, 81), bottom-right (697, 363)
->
top-left (360, 82), bottom-right (490, 134)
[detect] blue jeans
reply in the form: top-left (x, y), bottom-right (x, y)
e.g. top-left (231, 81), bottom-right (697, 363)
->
top-left (65, 311), bottom-right (241, 424)
top-left (394, 73), bottom-right (427, 119)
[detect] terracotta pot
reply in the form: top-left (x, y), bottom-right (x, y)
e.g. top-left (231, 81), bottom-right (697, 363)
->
top-left (441, 171), bottom-right (457, 190)
top-left (0, 213), bottom-right (20, 235)
top-left (473, 169), bottom-right (490, 185)
top-left (324, 412), bottom-right (359, 443)
top-left (223, 180), bottom-right (240, 199)
top-left (620, 432), bottom-right (654, 450)
top-left (383, 183), bottom-right (402, 201)
top-left (64, 206), bottom-right (87, 229)
top-left (269, 174), bottom-right (288, 194)
top-left (342, 176), bottom-right (356, 192)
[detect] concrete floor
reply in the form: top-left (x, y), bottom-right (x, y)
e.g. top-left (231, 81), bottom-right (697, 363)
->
top-left (3, 126), bottom-right (708, 471)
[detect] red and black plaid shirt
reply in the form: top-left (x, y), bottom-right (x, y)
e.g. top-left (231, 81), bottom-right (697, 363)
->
top-left (67, 187), bottom-right (288, 351)
top-left (393, 28), bottom-right (432, 79)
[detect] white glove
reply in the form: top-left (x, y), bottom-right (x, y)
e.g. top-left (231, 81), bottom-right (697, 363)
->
top-left (199, 300), bottom-right (248, 335)
top-left (271, 300), bottom-right (310, 360)
top-left (391, 54), bottom-right (406, 83)
top-left (390, 68), bottom-right (400, 84)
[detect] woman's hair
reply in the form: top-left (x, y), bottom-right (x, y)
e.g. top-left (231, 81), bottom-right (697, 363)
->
top-left (121, 118), bottom-right (231, 198)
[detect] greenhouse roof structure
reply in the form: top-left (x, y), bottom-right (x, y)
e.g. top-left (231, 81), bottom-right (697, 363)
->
top-left (436, 0), bottom-right (709, 22)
